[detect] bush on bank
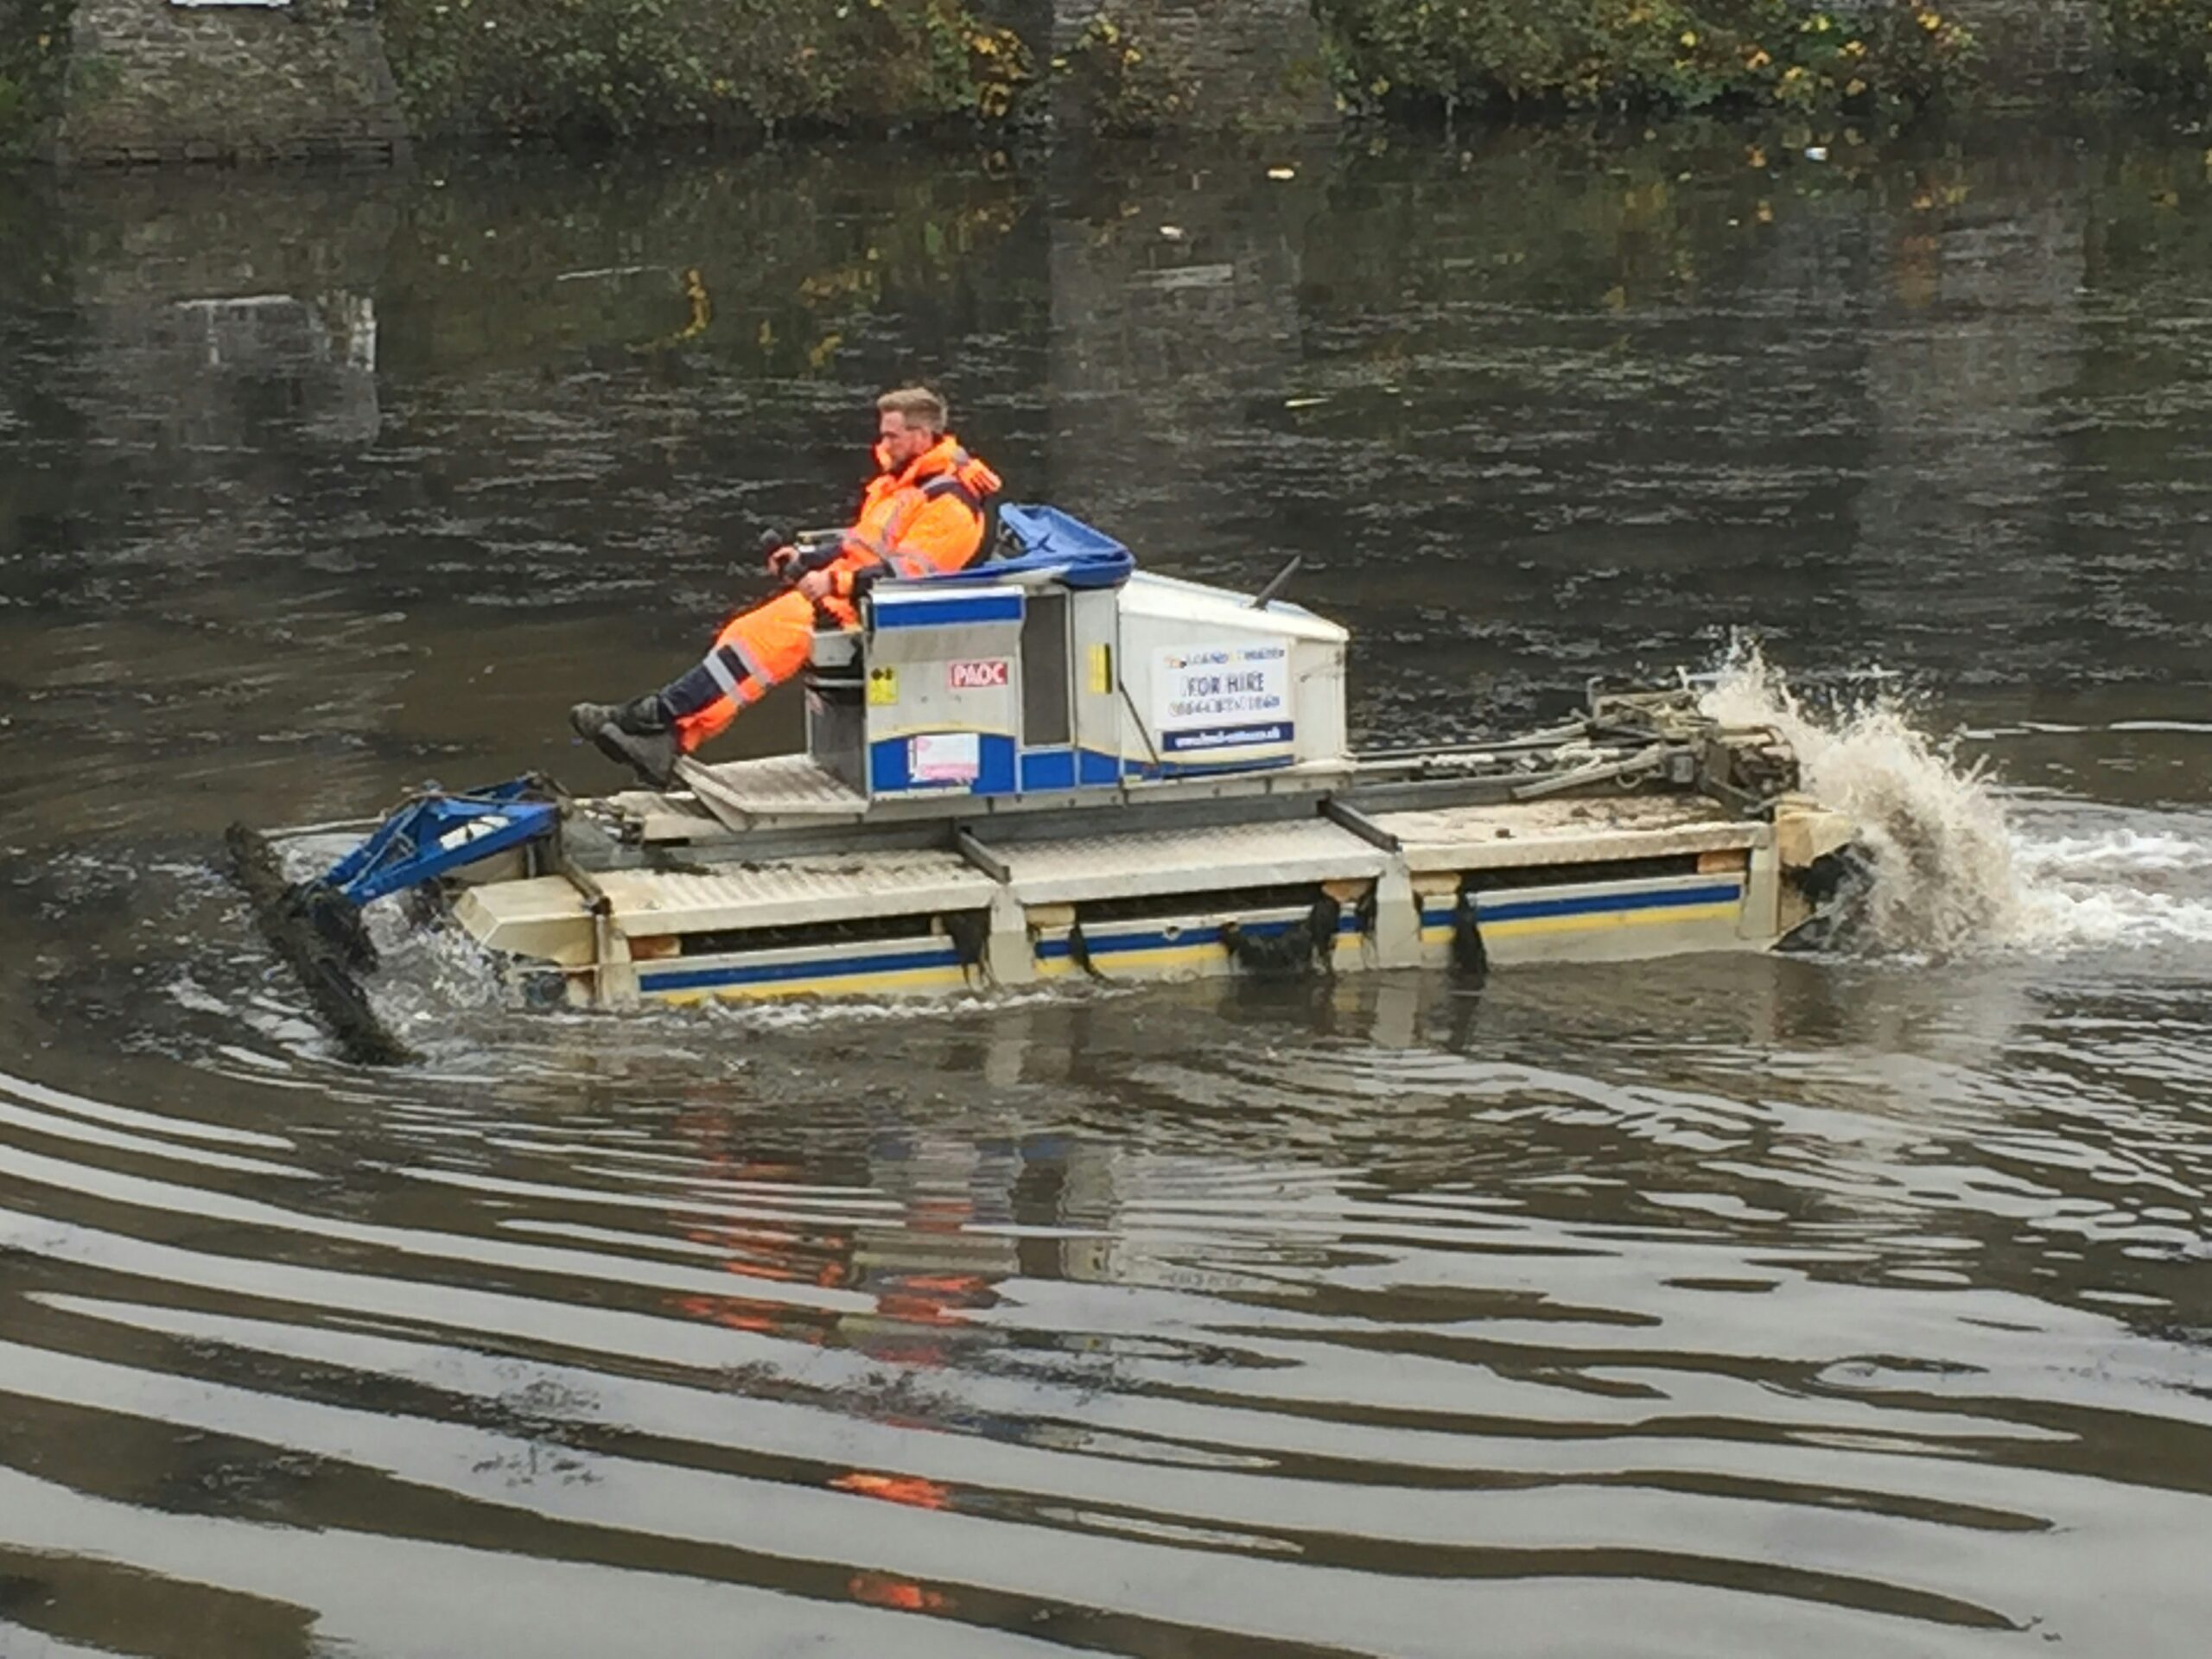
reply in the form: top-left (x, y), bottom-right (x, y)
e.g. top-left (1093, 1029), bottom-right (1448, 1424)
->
top-left (1052, 10), bottom-right (1196, 135)
top-left (358, 2), bottom-right (2212, 138)
top-left (1311, 1), bottom-right (1980, 120)
top-left (2103, 0), bottom-right (2212, 105)
top-left (380, 0), bottom-right (1030, 140)
top-left (14, 3), bottom-right (2212, 157)
top-left (0, 0), bottom-right (73, 158)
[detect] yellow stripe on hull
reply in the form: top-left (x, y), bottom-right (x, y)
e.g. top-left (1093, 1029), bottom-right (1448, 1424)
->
top-left (651, 963), bottom-right (976, 1006)
top-left (1421, 901), bottom-right (1742, 944)
top-left (1089, 941), bottom-right (1231, 974)
top-left (1483, 900), bottom-right (1742, 941)
top-left (1037, 933), bottom-right (1365, 979)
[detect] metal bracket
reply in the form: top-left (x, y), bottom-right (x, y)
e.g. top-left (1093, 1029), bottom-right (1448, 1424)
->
top-left (1321, 797), bottom-right (1401, 852)
top-left (953, 827), bottom-right (1012, 884)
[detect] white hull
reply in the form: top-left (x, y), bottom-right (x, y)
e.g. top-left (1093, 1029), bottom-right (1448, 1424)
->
top-left (453, 788), bottom-right (1852, 1010)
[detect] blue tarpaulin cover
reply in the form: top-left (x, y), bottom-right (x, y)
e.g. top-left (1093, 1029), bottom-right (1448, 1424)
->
top-left (932, 504), bottom-right (1135, 590)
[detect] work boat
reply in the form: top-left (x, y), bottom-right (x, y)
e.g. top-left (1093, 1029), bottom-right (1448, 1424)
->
top-left (234, 507), bottom-right (1856, 1061)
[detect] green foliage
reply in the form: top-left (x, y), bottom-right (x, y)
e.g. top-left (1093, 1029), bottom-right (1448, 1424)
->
top-left (2103, 0), bottom-right (2212, 104)
top-left (0, 0), bottom-right (73, 158)
top-left (1312, 1), bottom-right (1978, 121)
top-left (1051, 9), bottom-right (1192, 136)
top-left (381, 0), bottom-right (1031, 142)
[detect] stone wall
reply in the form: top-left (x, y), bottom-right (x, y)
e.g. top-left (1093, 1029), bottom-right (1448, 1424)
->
top-left (59, 0), bottom-right (407, 165)
top-left (1951, 0), bottom-right (2108, 90)
top-left (1051, 0), bottom-right (1335, 130)
top-left (35, 2), bottom-right (2132, 168)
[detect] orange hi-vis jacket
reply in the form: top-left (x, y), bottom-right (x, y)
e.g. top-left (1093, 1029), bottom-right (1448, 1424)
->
top-left (664, 433), bottom-right (1002, 755)
top-left (816, 434), bottom-right (1004, 606)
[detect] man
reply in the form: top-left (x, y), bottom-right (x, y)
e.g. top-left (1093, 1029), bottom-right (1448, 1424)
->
top-left (569, 386), bottom-right (1002, 787)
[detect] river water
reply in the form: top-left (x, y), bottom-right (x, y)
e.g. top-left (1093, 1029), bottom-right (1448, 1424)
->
top-left (2, 121), bottom-right (2209, 1656)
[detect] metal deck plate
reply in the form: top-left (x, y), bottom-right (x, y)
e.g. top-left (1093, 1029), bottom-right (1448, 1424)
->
top-left (1370, 795), bottom-right (1764, 874)
top-left (592, 852), bottom-right (995, 937)
top-left (591, 789), bottom-right (727, 845)
top-left (679, 754), bottom-right (869, 827)
top-left (972, 817), bottom-right (1386, 906)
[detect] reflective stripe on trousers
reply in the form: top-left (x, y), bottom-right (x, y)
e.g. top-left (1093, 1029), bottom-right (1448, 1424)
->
top-left (662, 588), bottom-right (852, 753)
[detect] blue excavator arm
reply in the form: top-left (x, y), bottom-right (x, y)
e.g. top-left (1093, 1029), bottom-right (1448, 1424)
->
top-left (316, 777), bottom-right (560, 907)
top-left (226, 777), bottom-right (563, 1067)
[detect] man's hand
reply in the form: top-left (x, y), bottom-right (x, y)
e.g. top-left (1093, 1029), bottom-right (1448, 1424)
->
top-left (797, 569), bottom-right (835, 603)
top-left (764, 525), bottom-right (808, 579)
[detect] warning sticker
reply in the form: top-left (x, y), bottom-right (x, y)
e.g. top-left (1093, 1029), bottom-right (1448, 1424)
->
top-left (868, 666), bottom-right (899, 707)
top-left (909, 730), bottom-right (981, 785)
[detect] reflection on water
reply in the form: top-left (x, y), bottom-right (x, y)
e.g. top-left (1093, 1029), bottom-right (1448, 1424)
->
top-left (2, 121), bottom-right (2210, 1656)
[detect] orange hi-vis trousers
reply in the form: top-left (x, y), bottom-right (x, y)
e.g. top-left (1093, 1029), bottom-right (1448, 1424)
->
top-left (662, 588), bottom-right (857, 753)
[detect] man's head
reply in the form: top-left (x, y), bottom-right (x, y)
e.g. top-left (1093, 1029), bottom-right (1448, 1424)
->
top-left (877, 386), bottom-right (947, 469)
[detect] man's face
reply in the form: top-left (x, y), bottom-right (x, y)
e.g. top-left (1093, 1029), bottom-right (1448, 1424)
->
top-left (879, 410), bottom-right (934, 468)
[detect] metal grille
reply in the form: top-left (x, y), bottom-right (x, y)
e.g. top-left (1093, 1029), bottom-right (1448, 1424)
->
top-left (681, 755), bottom-right (870, 827)
top-left (598, 854), bottom-right (995, 934)
top-left (978, 819), bottom-right (1384, 906)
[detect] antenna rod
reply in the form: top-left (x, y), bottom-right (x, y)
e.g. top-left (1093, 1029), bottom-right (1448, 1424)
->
top-left (1249, 556), bottom-right (1303, 610)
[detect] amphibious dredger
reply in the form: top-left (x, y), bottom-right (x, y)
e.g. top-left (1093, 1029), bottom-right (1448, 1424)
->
top-left (236, 506), bottom-right (1856, 1060)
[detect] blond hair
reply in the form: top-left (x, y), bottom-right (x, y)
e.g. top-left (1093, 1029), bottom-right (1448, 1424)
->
top-left (877, 385), bottom-right (949, 434)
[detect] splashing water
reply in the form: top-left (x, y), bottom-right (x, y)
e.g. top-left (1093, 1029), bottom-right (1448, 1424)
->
top-left (1700, 646), bottom-right (2027, 957)
top-left (1701, 647), bottom-right (2212, 961)
top-left (2008, 816), bottom-right (2212, 953)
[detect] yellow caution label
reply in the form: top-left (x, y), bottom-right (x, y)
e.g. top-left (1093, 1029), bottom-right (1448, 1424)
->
top-left (868, 665), bottom-right (899, 707)
top-left (1087, 644), bottom-right (1113, 696)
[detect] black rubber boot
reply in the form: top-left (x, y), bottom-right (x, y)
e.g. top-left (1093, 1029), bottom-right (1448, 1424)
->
top-left (594, 724), bottom-right (681, 790)
top-left (568, 694), bottom-right (669, 738)
top-left (569, 696), bottom-right (681, 789)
